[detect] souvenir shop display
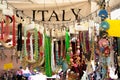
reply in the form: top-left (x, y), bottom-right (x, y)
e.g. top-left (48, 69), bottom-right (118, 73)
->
top-left (0, 0), bottom-right (120, 80)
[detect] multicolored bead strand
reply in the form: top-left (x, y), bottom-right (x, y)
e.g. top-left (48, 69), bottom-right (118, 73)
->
top-left (34, 28), bottom-right (38, 61)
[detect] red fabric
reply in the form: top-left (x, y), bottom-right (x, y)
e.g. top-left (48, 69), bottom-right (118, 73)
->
top-left (1, 20), bottom-right (4, 40)
top-left (104, 46), bottom-right (110, 56)
top-left (38, 32), bottom-right (42, 46)
top-left (39, 52), bottom-right (44, 57)
top-left (12, 15), bottom-right (16, 46)
top-left (4, 16), bottom-right (10, 41)
top-left (27, 32), bottom-right (31, 44)
top-left (27, 32), bottom-right (31, 51)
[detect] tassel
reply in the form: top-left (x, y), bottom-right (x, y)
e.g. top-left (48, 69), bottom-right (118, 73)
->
top-left (12, 15), bottom-right (16, 46)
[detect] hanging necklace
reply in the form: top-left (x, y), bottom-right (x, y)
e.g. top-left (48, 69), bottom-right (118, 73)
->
top-left (34, 28), bottom-right (39, 61)
top-left (0, 15), bottom-right (15, 48)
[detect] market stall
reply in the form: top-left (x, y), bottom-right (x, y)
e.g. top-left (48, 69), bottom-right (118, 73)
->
top-left (0, 0), bottom-right (120, 80)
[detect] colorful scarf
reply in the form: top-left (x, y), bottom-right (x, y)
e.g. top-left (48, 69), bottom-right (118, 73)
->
top-left (44, 34), bottom-right (52, 77)
top-left (65, 30), bottom-right (70, 63)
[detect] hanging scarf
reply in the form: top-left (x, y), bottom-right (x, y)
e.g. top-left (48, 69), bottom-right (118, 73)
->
top-left (85, 31), bottom-right (89, 53)
top-left (83, 32), bottom-right (86, 53)
top-left (34, 28), bottom-right (38, 61)
top-left (4, 16), bottom-right (10, 42)
top-left (51, 40), bottom-right (56, 72)
top-left (86, 26), bottom-right (95, 74)
top-left (65, 30), bottom-right (70, 63)
top-left (24, 26), bottom-right (27, 56)
top-left (17, 23), bottom-right (22, 51)
top-left (79, 32), bottom-right (84, 54)
top-left (12, 15), bottom-right (16, 46)
top-left (27, 32), bottom-right (31, 53)
top-left (1, 19), bottom-right (4, 40)
top-left (55, 41), bottom-right (59, 65)
top-left (65, 30), bottom-right (70, 52)
top-left (38, 32), bottom-right (43, 47)
top-left (44, 34), bottom-right (52, 77)
top-left (38, 32), bottom-right (44, 57)
top-left (30, 34), bottom-right (34, 61)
